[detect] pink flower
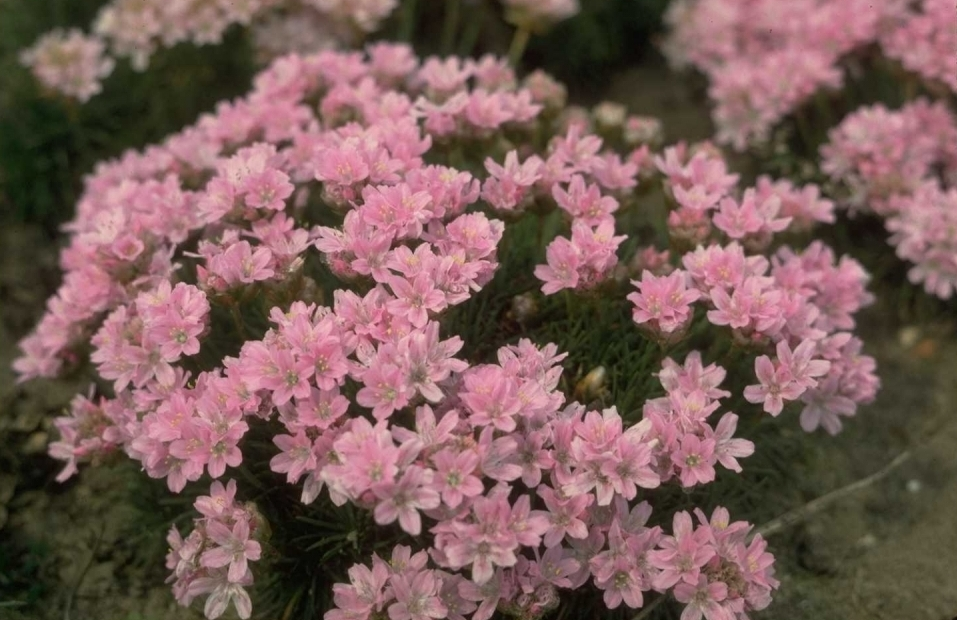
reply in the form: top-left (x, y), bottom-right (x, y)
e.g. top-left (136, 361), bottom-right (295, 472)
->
top-left (459, 366), bottom-right (522, 432)
top-left (706, 285), bottom-right (752, 330)
top-left (204, 582), bottom-right (253, 620)
top-left (799, 376), bottom-right (858, 435)
top-left (335, 424), bottom-right (400, 494)
top-left (328, 559), bottom-right (391, 620)
top-left (712, 188), bottom-right (791, 245)
top-left (397, 322), bottom-right (467, 402)
top-left (195, 479), bottom-right (239, 519)
top-left (658, 351), bottom-right (731, 400)
top-left (201, 516), bottom-right (262, 583)
top-left (675, 434), bottom-right (717, 487)
top-left (361, 183), bottom-right (434, 240)
top-left (372, 466), bottom-right (440, 535)
top-left (206, 241), bottom-right (276, 287)
top-left (431, 449), bottom-right (483, 508)
top-left (356, 361), bottom-right (413, 420)
top-left (20, 29), bottom-right (114, 102)
top-left (537, 484), bottom-right (591, 547)
top-left (553, 175), bottom-right (619, 226)
top-left (242, 167), bottom-right (294, 211)
top-left (590, 522), bottom-right (656, 609)
top-left (776, 339), bottom-right (830, 390)
top-left (315, 144), bottom-right (371, 187)
top-left (673, 576), bottom-right (729, 620)
top-left (443, 493), bottom-right (518, 584)
top-left (709, 413), bottom-right (754, 473)
top-left (649, 512), bottom-right (715, 590)
top-left (744, 355), bottom-right (805, 416)
top-left (628, 270), bottom-right (701, 335)
top-left (534, 545), bottom-right (581, 589)
top-left (534, 236), bottom-right (581, 294)
top-left (481, 151), bottom-right (542, 212)
top-left (270, 431), bottom-right (317, 484)
top-left (388, 570), bottom-right (447, 620)
top-left (387, 274), bottom-right (446, 328)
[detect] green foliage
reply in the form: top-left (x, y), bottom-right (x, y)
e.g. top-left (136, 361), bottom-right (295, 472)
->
top-left (0, 0), bottom-right (255, 233)
top-left (0, 0), bottom-right (673, 234)
top-left (526, 0), bottom-right (672, 93)
top-left (381, 0), bottom-right (672, 95)
top-left (0, 536), bottom-right (49, 607)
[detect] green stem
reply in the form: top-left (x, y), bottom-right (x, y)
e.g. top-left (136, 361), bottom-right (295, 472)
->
top-left (441, 0), bottom-right (461, 55)
top-left (507, 25), bottom-right (532, 68)
top-left (397, 0), bottom-right (419, 42)
top-left (794, 109), bottom-right (813, 153)
top-left (457, 3), bottom-right (485, 57)
top-left (630, 595), bottom-right (666, 620)
top-left (230, 303), bottom-right (248, 340)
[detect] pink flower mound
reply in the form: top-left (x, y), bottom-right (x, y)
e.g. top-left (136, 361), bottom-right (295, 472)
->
top-left (15, 43), bottom-right (880, 620)
top-left (821, 100), bottom-right (957, 215)
top-left (22, 0), bottom-right (402, 94)
top-left (19, 29), bottom-right (115, 102)
top-left (821, 100), bottom-right (957, 300)
top-left (709, 49), bottom-right (843, 150)
top-left (663, 0), bottom-right (956, 150)
top-left (887, 184), bottom-right (957, 300)
top-left (649, 143), bottom-right (877, 433)
top-left (880, 0), bottom-right (957, 93)
top-left (322, 346), bottom-right (775, 620)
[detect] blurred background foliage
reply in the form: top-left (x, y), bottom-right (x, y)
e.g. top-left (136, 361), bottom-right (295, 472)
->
top-left (526, 0), bottom-right (672, 94)
top-left (0, 0), bottom-right (255, 235)
top-left (0, 0), bottom-right (672, 234)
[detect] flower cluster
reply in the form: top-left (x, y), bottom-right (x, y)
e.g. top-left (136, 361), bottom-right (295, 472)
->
top-left (652, 509), bottom-right (777, 618)
top-left (15, 40), bottom-right (879, 619)
top-left (93, 0), bottom-right (283, 71)
top-left (19, 28), bottom-right (115, 102)
top-left (331, 503), bottom-right (776, 620)
top-left (22, 0), bottom-right (582, 101)
top-left (820, 99), bottom-right (957, 214)
top-left (321, 345), bottom-right (773, 620)
top-left (821, 100), bottom-right (957, 298)
top-left (20, 0), bottom-right (397, 97)
top-left (632, 144), bottom-right (876, 434)
top-left (880, 0), bottom-right (957, 93)
top-left (166, 480), bottom-right (264, 619)
top-left (662, 0), bottom-right (955, 149)
top-left (886, 184), bottom-right (957, 300)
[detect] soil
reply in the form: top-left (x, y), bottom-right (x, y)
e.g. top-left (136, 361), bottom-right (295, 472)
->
top-left (0, 59), bottom-right (955, 620)
top-left (761, 320), bottom-right (957, 620)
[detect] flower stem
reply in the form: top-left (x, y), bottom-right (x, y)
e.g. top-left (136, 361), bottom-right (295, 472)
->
top-left (397, 0), bottom-right (419, 42)
top-left (441, 0), bottom-right (461, 55)
top-left (230, 303), bottom-right (248, 340)
top-left (630, 595), bottom-right (666, 620)
top-left (457, 3), bottom-right (484, 57)
top-left (508, 25), bottom-right (532, 68)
